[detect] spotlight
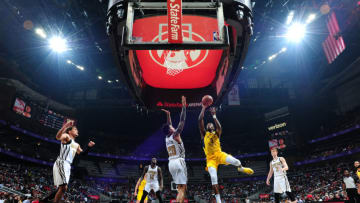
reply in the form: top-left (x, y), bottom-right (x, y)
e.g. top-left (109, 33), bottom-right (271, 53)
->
top-left (107, 80), bottom-right (112, 83)
top-left (115, 79), bottom-right (119, 82)
top-left (286, 11), bottom-right (294, 25)
top-left (306, 14), bottom-right (316, 24)
top-left (76, 65), bottom-right (84, 71)
top-left (66, 60), bottom-right (72, 64)
top-left (49, 36), bottom-right (68, 53)
top-left (280, 47), bottom-right (287, 52)
top-left (98, 76), bottom-right (103, 80)
top-left (286, 23), bottom-right (306, 42)
top-left (35, 28), bottom-right (47, 38)
top-left (268, 54), bottom-right (277, 61)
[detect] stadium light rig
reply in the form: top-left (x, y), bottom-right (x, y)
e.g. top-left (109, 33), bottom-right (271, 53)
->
top-left (49, 36), bottom-right (68, 53)
top-left (98, 76), bottom-right (103, 80)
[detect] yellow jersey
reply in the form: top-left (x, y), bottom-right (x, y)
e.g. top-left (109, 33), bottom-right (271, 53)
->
top-left (139, 179), bottom-right (146, 190)
top-left (203, 131), bottom-right (222, 157)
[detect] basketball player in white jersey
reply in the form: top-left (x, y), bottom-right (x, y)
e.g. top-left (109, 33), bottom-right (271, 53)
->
top-left (161, 96), bottom-right (187, 203)
top-left (266, 148), bottom-right (296, 203)
top-left (139, 158), bottom-right (164, 203)
top-left (47, 122), bottom-right (95, 203)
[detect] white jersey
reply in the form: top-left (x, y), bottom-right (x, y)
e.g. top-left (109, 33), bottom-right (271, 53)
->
top-left (271, 157), bottom-right (286, 178)
top-left (165, 135), bottom-right (185, 160)
top-left (146, 165), bottom-right (159, 184)
top-left (57, 139), bottom-right (79, 164)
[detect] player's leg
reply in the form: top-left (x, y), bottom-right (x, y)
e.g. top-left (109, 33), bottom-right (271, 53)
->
top-left (53, 160), bottom-right (68, 203)
top-left (176, 184), bottom-right (187, 203)
top-left (274, 193), bottom-right (281, 203)
top-left (54, 184), bottom-right (67, 203)
top-left (176, 159), bottom-right (187, 203)
top-left (139, 190), bottom-right (149, 203)
top-left (155, 191), bottom-right (164, 203)
top-left (222, 153), bottom-right (254, 175)
top-left (285, 192), bottom-right (296, 203)
top-left (208, 166), bottom-right (221, 203)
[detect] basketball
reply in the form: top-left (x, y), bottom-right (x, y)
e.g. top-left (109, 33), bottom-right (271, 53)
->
top-left (202, 95), bottom-right (213, 107)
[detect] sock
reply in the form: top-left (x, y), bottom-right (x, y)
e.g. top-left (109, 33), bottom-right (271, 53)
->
top-left (215, 194), bottom-right (221, 203)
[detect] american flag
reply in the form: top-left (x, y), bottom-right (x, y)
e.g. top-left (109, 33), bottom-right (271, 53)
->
top-left (322, 12), bottom-right (346, 64)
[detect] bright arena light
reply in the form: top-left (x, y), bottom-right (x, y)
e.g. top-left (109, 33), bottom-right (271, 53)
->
top-left (66, 60), bottom-right (72, 64)
top-left (49, 36), bottom-right (68, 53)
top-left (281, 47), bottom-right (287, 52)
top-left (98, 76), bottom-right (103, 80)
top-left (76, 65), bottom-right (84, 71)
top-left (306, 14), bottom-right (316, 24)
top-left (35, 28), bottom-right (47, 38)
top-left (286, 23), bottom-right (306, 42)
top-left (286, 11), bottom-right (294, 25)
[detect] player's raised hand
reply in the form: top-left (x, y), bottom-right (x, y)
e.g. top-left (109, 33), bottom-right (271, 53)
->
top-left (181, 96), bottom-right (186, 107)
top-left (210, 107), bottom-right (217, 116)
top-left (88, 141), bottom-right (95, 147)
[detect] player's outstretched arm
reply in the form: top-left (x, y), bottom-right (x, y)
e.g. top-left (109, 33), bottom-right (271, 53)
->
top-left (56, 121), bottom-right (72, 140)
top-left (210, 107), bottom-right (222, 136)
top-left (266, 162), bottom-right (274, 186)
top-left (174, 96), bottom-right (187, 136)
top-left (198, 105), bottom-right (206, 139)
top-left (161, 109), bottom-right (172, 126)
top-left (280, 157), bottom-right (289, 172)
top-left (77, 141), bottom-right (95, 155)
top-left (158, 167), bottom-right (163, 191)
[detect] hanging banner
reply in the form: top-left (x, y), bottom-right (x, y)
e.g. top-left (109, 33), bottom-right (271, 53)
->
top-left (228, 85), bottom-right (240, 105)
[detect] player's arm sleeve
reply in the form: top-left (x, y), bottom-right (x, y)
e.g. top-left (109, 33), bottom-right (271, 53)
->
top-left (174, 105), bottom-right (186, 135)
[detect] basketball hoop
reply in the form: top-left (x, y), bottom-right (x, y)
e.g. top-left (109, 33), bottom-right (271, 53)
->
top-left (164, 51), bottom-right (185, 76)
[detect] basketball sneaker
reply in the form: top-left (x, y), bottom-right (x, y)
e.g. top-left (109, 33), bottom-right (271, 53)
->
top-left (238, 167), bottom-right (254, 175)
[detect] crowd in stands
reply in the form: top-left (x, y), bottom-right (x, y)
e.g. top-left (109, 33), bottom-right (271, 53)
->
top-left (2, 156), bottom-right (360, 203)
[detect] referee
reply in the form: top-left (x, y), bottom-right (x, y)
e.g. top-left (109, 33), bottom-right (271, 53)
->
top-left (343, 169), bottom-right (360, 203)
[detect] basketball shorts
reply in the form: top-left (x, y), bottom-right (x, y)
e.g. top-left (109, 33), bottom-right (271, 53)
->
top-left (53, 159), bottom-right (71, 187)
top-left (205, 151), bottom-right (229, 171)
top-left (274, 175), bottom-right (291, 193)
top-left (144, 182), bottom-right (160, 193)
top-left (169, 158), bottom-right (187, 185)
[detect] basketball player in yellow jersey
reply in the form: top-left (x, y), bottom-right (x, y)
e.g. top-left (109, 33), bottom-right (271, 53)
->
top-left (134, 174), bottom-right (148, 203)
top-left (199, 105), bottom-right (254, 203)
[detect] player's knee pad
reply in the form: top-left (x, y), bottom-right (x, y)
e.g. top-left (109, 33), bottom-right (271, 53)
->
top-left (208, 167), bottom-right (218, 185)
top-left (225, 155), bottom-right (241, 166)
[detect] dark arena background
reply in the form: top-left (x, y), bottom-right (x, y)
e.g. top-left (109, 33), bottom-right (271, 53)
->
top-left (0, 0), bottom-right (360, 202)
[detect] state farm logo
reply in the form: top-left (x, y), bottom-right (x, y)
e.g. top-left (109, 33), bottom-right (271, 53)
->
top-left (149, 26), bottom-right (209, 76)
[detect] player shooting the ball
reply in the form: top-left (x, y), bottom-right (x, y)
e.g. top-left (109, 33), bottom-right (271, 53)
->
top-left (198, 95), bottom-right (254, 203)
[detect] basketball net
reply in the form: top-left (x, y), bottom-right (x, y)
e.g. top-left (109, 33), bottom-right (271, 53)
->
top-left (164, 51), bottom-right (185, 76)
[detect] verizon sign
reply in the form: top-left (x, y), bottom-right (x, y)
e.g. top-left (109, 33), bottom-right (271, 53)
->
top-left (167, 0), bottom-right (182, 43)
